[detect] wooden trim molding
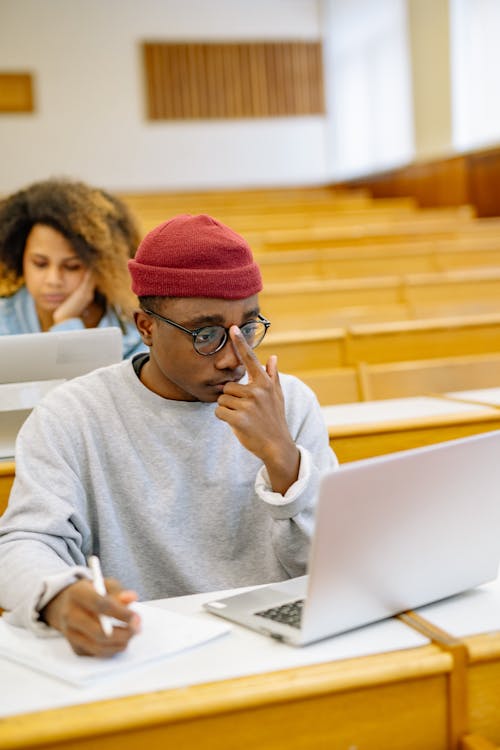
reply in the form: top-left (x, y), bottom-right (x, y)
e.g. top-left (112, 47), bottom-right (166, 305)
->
top-left (0, 72), bottom-right (34, 113)
top-left (143, 41), bottom-right (325, 120)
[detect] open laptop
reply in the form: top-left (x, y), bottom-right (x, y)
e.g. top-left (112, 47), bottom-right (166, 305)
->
top-left (204, 431), bottom-right (500, 646)
top-left (0, 327), bottom-right (122, 384)
top-left (0, 327), bottom-right (122, 458)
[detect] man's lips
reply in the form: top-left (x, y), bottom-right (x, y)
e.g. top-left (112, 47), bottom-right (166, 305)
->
top-left (209, 377), bottom-right (243, 391)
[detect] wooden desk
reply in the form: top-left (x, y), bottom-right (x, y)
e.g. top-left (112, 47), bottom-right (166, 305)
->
top-left (0, 586), bottom-right (457, 750)
top-left (443, 387), bottom-right (500, 409)
top-left (0, 646), bottom-right (453, 750)
top-left (322, 397), bottom-right (500, 462)
top-left (0, 459), bottom-right (15, 514)
top-left (413, 579), bottom-right (500, 747)
top-left (463, 632), bottom-right (500, 745)
top-left (2, 530), bottom-right (500, 750)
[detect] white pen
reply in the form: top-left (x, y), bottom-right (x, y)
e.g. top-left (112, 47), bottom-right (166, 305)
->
top-left (87, 555), bottom-right (113, 637)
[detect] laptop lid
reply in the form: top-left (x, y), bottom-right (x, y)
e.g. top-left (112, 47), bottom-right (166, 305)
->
top-left (0, 328), bottom-right (123, 458)
top-left (0, 327), bottom-right (122, 384)
top-left (205, 431), bottom-right (500, 645)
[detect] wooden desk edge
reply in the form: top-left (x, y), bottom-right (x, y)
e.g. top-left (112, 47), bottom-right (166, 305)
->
top-left (0, 643), bottom-right (449, 749)
top-left (327, 410), bottom-right (500, 438)
top-left (463, 630), bottom-right (500, 662)
top-left (0, 461), bottom-right (15, 477)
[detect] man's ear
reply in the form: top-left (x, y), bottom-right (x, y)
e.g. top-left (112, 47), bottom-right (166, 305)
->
top-left (134, 309), bottom-right (154, 346)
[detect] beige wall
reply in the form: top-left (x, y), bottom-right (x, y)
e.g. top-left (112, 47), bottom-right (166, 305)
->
top-left (408, 0), bottom-right (453, 160)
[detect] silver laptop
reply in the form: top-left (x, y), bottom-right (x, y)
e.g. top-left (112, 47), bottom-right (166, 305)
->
top-left (0, 328), bottom-right (122, 458)
top-left (204, 431), bottom-right (500, 645)
top-left (0, 327), bottom-right (122, 384)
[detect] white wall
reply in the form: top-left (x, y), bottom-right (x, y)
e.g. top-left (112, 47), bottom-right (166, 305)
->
top-left (0, 0), bottom-right (328, 193)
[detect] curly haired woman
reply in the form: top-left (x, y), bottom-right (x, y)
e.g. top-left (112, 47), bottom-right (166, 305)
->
top-left (0, 178), bottom-right (147, 359)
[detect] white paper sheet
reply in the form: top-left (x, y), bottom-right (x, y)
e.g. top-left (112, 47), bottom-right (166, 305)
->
top-left (0, 602), bottom-right (230, 687)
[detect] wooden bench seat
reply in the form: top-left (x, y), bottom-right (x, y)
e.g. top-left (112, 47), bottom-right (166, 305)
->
top-left (253, 212), bottom-right (500, 253)
top-left (257, 238), bottom-right (500, 284)
top-left (261, 275), bottom-right (405, 317)
top-left (258, 327), bottom-right (346, 371)
top-left (260, 267), bottom-right (500, 324)
top-left (345, 313), bottom-right (500, 364)
top-left (257, 244), bottom-right (441, 282)
top-left (293, 353), bottom-right (500, 405)
top-left (259, 313), bottom-right (500, 372)
top-left (292, 366), bottom-right (364, 405)
top-left (357, 354), bottom-right (500, 401)
top-left (269, 303), bottom-right (412, 330)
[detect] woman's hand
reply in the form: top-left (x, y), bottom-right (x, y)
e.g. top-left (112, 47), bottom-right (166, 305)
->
top-left (52, 269), bottom-right (96, 325)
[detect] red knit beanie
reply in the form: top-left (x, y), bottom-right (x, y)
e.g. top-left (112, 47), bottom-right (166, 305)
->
top-left (128, 214), bottom-right (262, 299)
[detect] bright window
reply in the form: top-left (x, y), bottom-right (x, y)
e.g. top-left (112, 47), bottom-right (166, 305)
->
top-left (323, 0), bottom-right (414, 179)
top-left (451, 0), bottom-right (500, 151)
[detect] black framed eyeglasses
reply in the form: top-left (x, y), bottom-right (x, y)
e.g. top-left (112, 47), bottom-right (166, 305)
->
top-left (141, 307), bottom-right (271, 356)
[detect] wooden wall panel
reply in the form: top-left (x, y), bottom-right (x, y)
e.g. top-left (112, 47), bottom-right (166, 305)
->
top-left (335, 146), bottom-right (500, 217)
top-left (0, 73), bottom-right (34, 113)
top-left (339, 156), bottom-right (469, 209)
top-left (143, 42), bottom-right (325, 120)
top-left (467, 148), bottom-right (500, 218)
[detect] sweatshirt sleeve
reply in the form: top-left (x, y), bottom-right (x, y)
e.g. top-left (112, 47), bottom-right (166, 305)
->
top-left (254, 376), bottom-right (338, 578)
top-left (49, 318), bottom-right (85, 331)
top-left (0, 402), bottom-right (93, 629)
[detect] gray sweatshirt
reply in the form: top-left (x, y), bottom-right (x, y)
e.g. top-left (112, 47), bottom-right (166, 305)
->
top-left (0, 359), bottom-right (337, 631)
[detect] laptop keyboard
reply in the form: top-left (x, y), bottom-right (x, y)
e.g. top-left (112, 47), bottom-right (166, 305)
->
top-left (255, 599), bottom-right (304, 629)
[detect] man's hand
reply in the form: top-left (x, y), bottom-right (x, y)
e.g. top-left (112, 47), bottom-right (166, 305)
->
top-left (215, 325), bottom-right (300, 495)
top-left (41, 578), bottom-right (141, 657)
top-left (52, 269), bottom-right (96, 325)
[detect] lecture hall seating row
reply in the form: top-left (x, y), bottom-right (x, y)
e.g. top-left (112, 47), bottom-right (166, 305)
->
top-left (120, 186), bottom-right (482, 240)
top-left (4, 363), bottom-right (500, 515)
top-left (294, 352), bottom-right (500, 406)
top-left (258, 312), bottom-right (500, 372)
top-left (260, 266), bottom-right (500, 323)
top-left (130, 197), bottom-right (424, 234)
top-left (249, 211), bottom-right (500, 253)
top-left (257, 235), bottom-right (500, 282)
top-left (120, 186), bottom-right (403, 216)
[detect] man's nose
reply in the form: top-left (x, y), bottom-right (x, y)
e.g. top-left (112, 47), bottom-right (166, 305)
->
top-left (214, 336), bottom-right (243, 369)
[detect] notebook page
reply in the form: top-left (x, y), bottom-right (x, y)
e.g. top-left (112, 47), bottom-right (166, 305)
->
top-left (0, 602), bottom-right (230, 687)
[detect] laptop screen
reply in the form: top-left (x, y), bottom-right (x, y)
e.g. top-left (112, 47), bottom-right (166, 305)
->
top-left (0, 328), bottom-right (123, 459)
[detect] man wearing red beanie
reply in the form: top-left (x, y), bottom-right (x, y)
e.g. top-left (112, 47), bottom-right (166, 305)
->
top-left (0, 214), bottom-right (337, 657)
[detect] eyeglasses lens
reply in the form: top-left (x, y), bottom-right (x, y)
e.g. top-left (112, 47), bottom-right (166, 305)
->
top-left (193, 321), bottom-right (267, 355)
top-left (194, 326), bottom-right (226, 355)
top-left (240, 321), bottom-right (266, 348)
